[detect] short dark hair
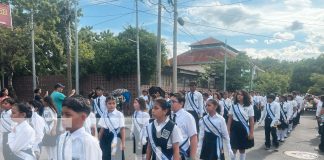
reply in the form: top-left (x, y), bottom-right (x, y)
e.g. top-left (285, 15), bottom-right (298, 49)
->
top-left (135, 97), bottom-right (146, 111)
top-left (170, 93), bottom-right (185, 107)
top-left (155, 99), bottom-right (171, 116)
top-left (189, 81), bottom-right (197, 87)
top-left (105, 96), bottom-right (116, 103)
top-left (62, 97), bottom-right (90, 115)
top-left (2, 98), bottom-right (15, 105)
top-left (95, 86), bottom-right (104, 91)
top-left (34, 88), bottom-right (41, 94)
top-left (267, 94), bottom-right (276, 100)
top-left (54, 83), bottom-right (65, 89)
top-left (202, 92), bottom-right (209, 98)
top-left (15, 103), bottom-right (33, 118)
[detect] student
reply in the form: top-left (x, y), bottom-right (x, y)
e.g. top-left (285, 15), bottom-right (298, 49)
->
top-left (259, 94), bottom-right (280, 150)
top-left (0, 88), bottom-right (10, 103)
top-left (198, 99), bottom-right (233, 160)
top-left (8, 103), bottom-right (36, 160)
top-left (98, 96), bottom-right (126, 160)
top-left (131, 97), bottom-right (150, 160)
top-left (84, 98), bottom-right (97, 137)
top-left (1, 98), bottom-right (15, 160)
top-left (202, 93), bottom-right (210, 116)
top-left (170, 93), bottom-right (198, 160)
top-left (318, 99), bottom-right (324, 152)
top-left (219, 91), bottom-right (232, 122)
top-left (184, 81), bottom-right (204, 131)
top-left (277, 95), bottom-right (289, 142)
top-left (287, 95), bottom-right (297, 133)
top-left (57, 97), bottom-right (102, 160)
top-left (42, 96), bottom-right (58, 160)
top-left (316, 96), bottom-right (324, 134)
top-left (145, 99), bottom-right (183, 160)
top-left (94, 86), bottom-right (107, 118)
top-left (227, 90), bottom-right (254, 160)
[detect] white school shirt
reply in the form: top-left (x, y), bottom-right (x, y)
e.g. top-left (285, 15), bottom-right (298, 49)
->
top-left (8, 120), bottom-right (36, 160)
top-left (198, 114), bottom-right (230, 153)
top-left (228, 104), bottom-right (254, 122)
top-left (131, 111), bottom-right (150, 139)
top-left (219, 98), bottom-right (232, 116)
top-left (280, 102), bottom-right (291, 120)
top-left (285, 101), bottom-right (294, 120)
top-left (98, 109), bottom-right (125, 130)
top-left (30, 112), bottom-right (46, 152)
top-left (0, 109), bottom-right (13, 133)
top-left (260, 101), bottom-right (280, 125)
top-left (84, 112), bottom-right (97, 135)
top-left (94, 95), bottom-right (107, 117)
top-left (43, 107), bottom-right (57, 134)
top-left (316, 99), bottom-right (323, 117)
top-left (184, 91), bottom-right (204, 117)
top-left (171, 109), bottom-right (197, 150)
top-left (57, 127), bottom-right (102, 160)
top-left (144, 117), bottom-right (183, 149)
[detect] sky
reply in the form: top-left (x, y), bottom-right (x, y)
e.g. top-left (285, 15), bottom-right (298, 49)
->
top-left (79, 0), bottom-right (324, 61)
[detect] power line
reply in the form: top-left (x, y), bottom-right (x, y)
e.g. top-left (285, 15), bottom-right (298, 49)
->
top-left (179, 0), bottom-right (253, 8)
top-left (92, 12), bottom-right (135, 27)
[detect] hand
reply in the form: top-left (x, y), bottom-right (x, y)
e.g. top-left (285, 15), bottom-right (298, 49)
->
top-left (120, 143), bottom-right (125, 150)
top-left (248, 133), bottom-right (254, 140)
top-left (50, 130), bottom-right (56, 136)
top-left (71, 89), bottom-right (76, 94)
top-left (228, 149), bottom-right (234, 158)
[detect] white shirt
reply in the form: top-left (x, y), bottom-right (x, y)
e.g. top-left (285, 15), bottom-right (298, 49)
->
top-left (30, 112), bottom-right (46, 152)
top-left (43, 107), bottom-right (57, 134)
top-left (171, 109), bottom-right (197, 150)
top-left (84, 112), bottom-right (97, 135)
top-left (260, 101), bottom-right (280, 126)
top-left (184, 91), bottom-right (204, 117)
top-left (8, 120), bottom-right (35, 160)
top-left (98, 109), bottom-right (125, 130)
top-left (316, 100), bottom-right (323, 117)
top-left (140, 95), bottom-right (150, 110)
top-left (94, 95), bottom-right (107, 117)
top-left (228, 104), bottom-right (254, 122)
top-left (280, 102), bottom-right (291, 120)
top-left (144, 117), bottom-right (183, 149)
top-left (57, 127), bottom-right (102, 160)
top-left (219, 98), bottom-right (232, 116)
top-left (198, 114), bottom-right (230, 153)
top-left (0, 109), bottom-right (13, 133)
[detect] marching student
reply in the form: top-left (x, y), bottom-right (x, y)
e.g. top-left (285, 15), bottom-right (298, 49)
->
top-left (131, 97), bottom-right (150, 160)
top-left (316, 96), bottom-right (324, 134)
top-left (318, 98), bottom-right (324, 152)
top-left (98, 96), bottom-right (126, 160)
top-left (277, 96), bottom-right (289, 142)
top-left (219, 91), bottom-right (232, 122)
top-left (170, 93), bottom-right (198, 160)
top-left (227, 90), bottom-right (254, 160)
top-left (198, 99), bottom-right (233, 160)
top-left (94, 86), bottom-right (107, 118)
top-left (42, 96), bottom-right (58, 160)
top-left (8, 103), bottom-right (36, 160)
top-left (1, 98), bottom-right (15, 160)
top-left (84, 98), bottom-right (97, 137)
top-left (202, 92), bottom-right (211, 116)
top-left (57, 97), bottom-right (102, 160)
top-left (287, 95), bottom-right (297, 133)
top-left (184, 81), bottom-right (204, 131)
top-left (145, 98), bottom-right (183, 160)
top-left (259, 94), bottom-right (280, 150)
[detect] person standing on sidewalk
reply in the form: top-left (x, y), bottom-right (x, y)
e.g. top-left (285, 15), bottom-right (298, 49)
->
top-left (318, 96), bottom-right (324, 152)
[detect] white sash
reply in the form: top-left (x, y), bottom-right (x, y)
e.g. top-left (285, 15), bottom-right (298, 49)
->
top-left (233, 104), bottom-right (250, 135)
top-left (223, 100), bottom-right (229, 111)
top-left (104, 114), bottom-right (120, 155)
top-left (15, 149), bottom-right (36, 160)
top-left (187, 92), bottom-right (200, 115)
top-left (202, 116), bottom-right (223, 158)
top-left (280, 103), bottom-right (287, 122)
top-left (1, 112), bottom-right (11, 132)
top-left (146, 123), bottom-right (172, 160)
top-left (266, 104), bottom-right (275, 120)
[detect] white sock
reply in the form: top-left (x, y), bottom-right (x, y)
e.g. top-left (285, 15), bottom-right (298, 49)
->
top-left (231, 152), bottom-right (237, 160)
top-left (240, 153), bottom-right (246, 160)
top-left (277, 130), bottom-right (281, 140)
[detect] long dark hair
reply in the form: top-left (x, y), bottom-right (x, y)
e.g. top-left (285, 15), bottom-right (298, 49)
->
top-left (0, 88), bottom-right (8, 97)
top-left (15, 103), bottom-right (33, 118)
top-left (43, 96), bottom-right (58, 113)
top-left (29, 100), bottom-right (44, 116)
top-left (135, 97), bottom-right (146, 111)
top-left (207, 99), bottom-right (221, 114)
top-left (234, 90), bottom-right (251, 107)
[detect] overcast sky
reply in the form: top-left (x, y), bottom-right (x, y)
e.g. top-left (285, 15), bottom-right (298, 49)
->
top-left (79, 0), bottom-right (324, 61)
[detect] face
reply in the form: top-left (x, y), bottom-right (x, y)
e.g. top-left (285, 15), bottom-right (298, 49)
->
top-left (236, 91), bottom-right (243, 102)
top-left (57, 87), bottom-right (64, 92)
top-left (224, 92), bottom-right (228, 99)
top-left (62, 107), bottom-right (86, 132)
top-left (133, 99), bottom-right (140, 110)
top-left (151, 103), bottom-right (167, 120)
top-left (189, 85), bottom-right (196, 92)
top-left (106, 99), bottom-right (116, 112)
top-left (206, 101), bottom-right (217, 114)
top-left (170, 97), bottom-right (181, 112)
top-left (279, 97), bottom-right (284, 102)
top-left (267, 98), bottom-right (274, 103)
top-left (2, 101), bottom-right (12, 110)
top-left (11, 106), bottom-right (26, 123)
top-left (3, 89), bottom-right (8, 96)
top-left (155, 92), bottom-right (161, 98)
top-left (95, 89), bottom-right (103, 96)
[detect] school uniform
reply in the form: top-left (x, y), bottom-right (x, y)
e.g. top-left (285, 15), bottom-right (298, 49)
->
top-left (228, 104), bottom-right (254, 150)
top-left (1, 109), bottom-right (14, 160)
top-left (171, 109), bottom-right (197, 159)
top-left (131, 110), bottom-right (150, 159)
top-left (42, 107), bottom-right (58, 160)
top-left (277, 102), bottom-right (289, 141)
top-left (260, 102), bottom-right (280, 148)
top-left (219, 98), bottom-right (232, 122)
top-left (94, 95), bottom-right (107, 118)
top-left (184, 91), bottom-right (204, 131)
top-left (98, 109), bottom-right (125, 160)
top-left (198, 114), bottom-right (231, 160)
top-left (144, 117), bottom-right (183, 160)
top-left (295, 96), bottom-right (304, 125)
top-left (57, 127), bottom-right (102, 160)
top-left (253, 96), bottom-right (262, 122)
top-left (30, 112), bottom-right (46, 154)
top-left (84, 112), bottom-right (97, 136)
top-left (287, 100), bottom-right (297, 132)
top-left (8, 120), bottom-right (36, 160)
top-left (203, 97), bottom-right (213, 116)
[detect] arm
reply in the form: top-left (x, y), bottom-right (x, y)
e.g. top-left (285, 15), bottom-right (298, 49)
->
top-left (68, 89), bottom-right (76, 97)
top-left (189, 135), bottom-right (198, 159)
top-left (98, 128), bottom-right (104, 140)
top-left (146, 142), bottom-right (152, 160)
top-left (227, 115), bottom-right (233, 135)
top-left (248, 117), bottom-right (254, 140)
top-left (172, 143), bottom-right (181, 160)
top-left (120, 127), bottom-right (126, 150)
top-left (197, 120), bottom-right (204, 155)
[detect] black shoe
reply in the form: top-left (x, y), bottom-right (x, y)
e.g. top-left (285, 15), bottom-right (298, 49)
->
top-left (265, 146), bottom-right (270, 150)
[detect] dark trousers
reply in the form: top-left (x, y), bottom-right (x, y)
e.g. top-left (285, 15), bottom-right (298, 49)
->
top-left (2, 133), bottom-right (11, 160)
top-left (265, 117), bottom-right (278, 147)
top-left (187, 110), bottom-right (199, 131)
top-left (319, 123), bottom-right (324, 152)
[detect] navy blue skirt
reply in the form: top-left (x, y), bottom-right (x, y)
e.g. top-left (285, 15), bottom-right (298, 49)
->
top-left (230, 120), bottom-right (254, 150)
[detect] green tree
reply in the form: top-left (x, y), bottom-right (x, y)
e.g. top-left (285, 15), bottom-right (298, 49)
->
top-left (254, 72), bottom-right (289, 94)
top-left (308, 73), bottom-right (324, 95)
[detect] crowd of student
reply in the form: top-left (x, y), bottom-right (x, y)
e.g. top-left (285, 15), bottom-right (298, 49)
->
top-left (0, 81), bottom-right (323, 160)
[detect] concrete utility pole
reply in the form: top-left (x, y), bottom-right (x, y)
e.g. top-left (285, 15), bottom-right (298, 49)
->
top-left (75, 1), bottom-right (79, 95)
top-left (66, 1), bottom-right (72, 92)
top-left (136, 0), bottom-right (141, 96)
top-left (223, 39), bottom-right (227, 92)
top-left (156, 0), bottom-right (162, 87)
top-left (172, 0), bottom-right (178, 92)
top-left (31, 9), bottom-right (36, 90)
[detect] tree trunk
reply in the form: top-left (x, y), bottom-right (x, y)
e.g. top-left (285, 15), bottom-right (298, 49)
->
top-left (7, 71), bottom-right (17, 100)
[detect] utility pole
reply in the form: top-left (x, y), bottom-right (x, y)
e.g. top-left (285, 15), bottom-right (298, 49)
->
top-left (66, 1), bottom-right (72, 92)
top-left (156, 0), bottom-right (162, 87)
top-left (223, 39), bottom-right (227, 92)
top-left (31, 9), bottom-right (36, 90)
top-left (136, 0), bottom-right (141, 96)
top-left (172, 0), bottom-right (178, 92)
top-left (75, 0), bottom-right (79, 95)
